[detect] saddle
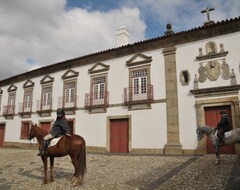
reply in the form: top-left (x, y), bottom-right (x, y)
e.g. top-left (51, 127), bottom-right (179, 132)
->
top-left (48, 136), bottom-right (63, 147)
top-left (214, 130), bottom-right (232, 144)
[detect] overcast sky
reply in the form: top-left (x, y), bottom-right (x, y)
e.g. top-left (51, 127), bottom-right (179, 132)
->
top-left (0, 0), bottom-right (239, 80)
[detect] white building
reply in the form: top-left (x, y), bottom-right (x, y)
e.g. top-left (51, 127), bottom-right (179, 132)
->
top-left (0, 16), bottom-right (239, 155)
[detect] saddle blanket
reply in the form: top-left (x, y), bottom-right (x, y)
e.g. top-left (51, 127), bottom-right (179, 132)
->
top-left (49, 136), bottom-right (63, 147)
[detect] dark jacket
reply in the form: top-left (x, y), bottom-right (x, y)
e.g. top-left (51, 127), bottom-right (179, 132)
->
top-left (50, 116), bottom-right (70, 137)
top-left (217, 114), bottom-right (231, 132)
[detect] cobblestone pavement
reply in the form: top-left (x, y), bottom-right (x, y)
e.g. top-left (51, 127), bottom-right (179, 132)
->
top-left (0, 148), bottom-right (239, 190)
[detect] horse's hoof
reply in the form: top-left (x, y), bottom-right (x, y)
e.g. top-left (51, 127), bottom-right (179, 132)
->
top-left (72, 176), bottom-right (76, 184)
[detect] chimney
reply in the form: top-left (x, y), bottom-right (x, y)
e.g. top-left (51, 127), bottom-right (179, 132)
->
top-left (116, 26), bottom-right (129, 47)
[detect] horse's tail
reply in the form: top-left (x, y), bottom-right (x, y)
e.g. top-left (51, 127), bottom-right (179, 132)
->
top-left (77, 141), bottom-right (86, 178)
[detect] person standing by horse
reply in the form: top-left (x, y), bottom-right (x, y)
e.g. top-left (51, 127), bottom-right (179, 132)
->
top-left (216, 110), bottom-right (231, 144)
top-left (38, 108), bottom-right (71, 156)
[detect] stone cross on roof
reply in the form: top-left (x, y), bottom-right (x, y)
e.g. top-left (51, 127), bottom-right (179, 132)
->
top-left (201, 7), bottom-right (215, 25)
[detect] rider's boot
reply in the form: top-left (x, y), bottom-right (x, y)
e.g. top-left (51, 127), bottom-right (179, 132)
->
top-left (37, 140), bottom-right (48, 156)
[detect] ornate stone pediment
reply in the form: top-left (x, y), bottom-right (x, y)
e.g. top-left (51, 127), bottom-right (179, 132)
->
top-left (40, 75), bottom-right (54, 84)
top-left (23, 79), bottom-right (34, 88)
top-left (62, 69), bottom-right (79, 79)
top-left (8, 84), bottom-right (17, 92)
top-left (88, 62), bottom-right (110, 74)
top-left (126, 53), bottom-right (152, 67)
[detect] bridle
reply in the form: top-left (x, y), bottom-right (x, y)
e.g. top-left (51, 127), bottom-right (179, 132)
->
top-left (28, 137), bottom-right (39, 148)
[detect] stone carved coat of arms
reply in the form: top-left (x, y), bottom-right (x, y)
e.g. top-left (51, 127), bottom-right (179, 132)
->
top-left (198, 60), bottom-right (230, 83)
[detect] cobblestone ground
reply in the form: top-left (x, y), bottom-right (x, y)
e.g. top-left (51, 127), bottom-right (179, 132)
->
top-left (0, 148), bottom-right (239, 190)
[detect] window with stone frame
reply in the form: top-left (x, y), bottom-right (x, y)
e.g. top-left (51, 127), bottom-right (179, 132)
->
top-left (129, 66), bottom-right (150, 101)
top-left (7, 93), bottom-right (16, 114)
top-left (64, 80), bottom-right (76, 108)
top-left (20, 121), bottom-right (31, 139)
top-left (22, 89), bottom-right (33, 112)
top-left (41, 86), bottom-right (52, 110)
top-left (91, 75), bottom-right (107, 105)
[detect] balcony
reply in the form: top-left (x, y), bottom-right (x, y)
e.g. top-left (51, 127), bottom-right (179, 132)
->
top-left (36, 99), bottom-right (53, 116)
top-left (124, 84), bottom-right (154, 108)
top-left (3, 105), bottom-right (15, 119)
top-left (85, 91), bottom-right (109, 112)
top-left (58, 95), bottom-right (77, 114)
top-left (18, 102), bottom-right (32, 117)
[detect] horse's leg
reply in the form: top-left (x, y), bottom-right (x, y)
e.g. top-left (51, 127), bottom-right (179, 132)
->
top-left (215, 145), bottom-right (221, 165)
top-left (41, 155), bottom-right (48, 184)
top-left (50, 157), bottom-right (54, 182)
top-left (70, 155), bottom-right (79, 186)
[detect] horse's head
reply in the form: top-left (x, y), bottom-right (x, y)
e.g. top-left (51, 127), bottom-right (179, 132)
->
top-left (196, 127), bottom-right (205, 141)
top-left (28, 123), bottom-right (38, 140)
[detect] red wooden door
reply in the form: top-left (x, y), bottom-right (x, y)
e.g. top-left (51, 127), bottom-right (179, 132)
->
top-left (40, 122), bottom-right (51, 133)
top-left (204, 106), bottom-right (234, 154)
top-left (110, 119), bottom-right (129, 153)
top-left (0, 124), bottom-right (5, 147)
top-left (67, 120), bottom-right (74, 135)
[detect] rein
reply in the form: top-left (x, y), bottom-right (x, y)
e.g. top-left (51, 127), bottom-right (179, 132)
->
top-left (29, 138), bottom-right (39, 148)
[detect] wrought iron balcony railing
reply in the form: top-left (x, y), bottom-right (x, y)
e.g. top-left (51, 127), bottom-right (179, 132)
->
top-left (36, 99), bottom-right (53, 113)
top-left (3, 105), bottom-right (15, 117)
top-left (124, 84), bottom-right (154, 105)
top-left (58, 95), bottom-right (78, 109)
top-left (18, 102), bottom-right (33, 114)
top-left (85, 91), bottom-right (109, 109)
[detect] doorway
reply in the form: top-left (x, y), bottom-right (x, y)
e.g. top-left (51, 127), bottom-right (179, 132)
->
top-left (204, 106), bottom-right (234, 154)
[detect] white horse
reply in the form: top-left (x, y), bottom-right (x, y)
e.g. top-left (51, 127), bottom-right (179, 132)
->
top-left (196, 126), bottom-right (240, 164)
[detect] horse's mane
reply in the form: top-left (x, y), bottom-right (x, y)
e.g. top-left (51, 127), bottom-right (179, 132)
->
top-left (33, 125), bottom-right (48, 137)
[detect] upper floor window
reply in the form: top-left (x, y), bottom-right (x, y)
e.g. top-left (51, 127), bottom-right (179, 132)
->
top-left (38, 75), bottom-right (54, 116)
top-left (59, 69), bottom-right (79, 112)
top-left (8, 93), bottom-right (16, 110)
top-left (42, 86), bottom-right (52, 108)
top-left (93, 76), bottom-right (106, 100)
top-left (124, 53), bottom-right (153, 109)
top-left (59, 80), bottom-right (77, 110)
top-left (132, 69), bottom-right (147, 98)
top-left (65, 81), bottom-right (76, 105)
top-left (85, 63), bottom-right (109, 112)
top-left (22, 89), bottom-right (33, 112)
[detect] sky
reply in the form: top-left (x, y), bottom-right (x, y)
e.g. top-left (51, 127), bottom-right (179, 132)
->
top-left (0, 0), bottom-right (239, 80)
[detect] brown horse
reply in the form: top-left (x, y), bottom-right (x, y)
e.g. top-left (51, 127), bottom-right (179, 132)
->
top-left (28, 123), bottom-right (86, 186)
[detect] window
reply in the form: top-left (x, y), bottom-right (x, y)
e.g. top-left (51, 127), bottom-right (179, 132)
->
top-left (131, 69), bottom-right (148, 100)
top-left (7, 93), bottom-right (16, 114)
top-left (23, 90), bottom-right (32, 112)
top-left (42, 86), bottom-right (52, 109)
top-left (93, 77), bottom-right (105, 101)
top-left (21, 121), bottom-right (31, 139)
top-left (85, 71), bottom-right (109, 112)
top-left (64, 81), bottom-right (76, 108)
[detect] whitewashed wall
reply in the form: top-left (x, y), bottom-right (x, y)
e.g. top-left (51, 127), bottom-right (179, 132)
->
top-left (176, 31), bottom-right (240, 150)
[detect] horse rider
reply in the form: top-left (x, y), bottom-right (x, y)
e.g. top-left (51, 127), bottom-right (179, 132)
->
top-left (38, 108), bottom-right (71, 156)
top-left (216, 110), bottom-right (231, 144)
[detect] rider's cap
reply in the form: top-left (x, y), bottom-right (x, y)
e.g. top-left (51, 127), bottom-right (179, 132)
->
top-left (219, 110), bottom-right (226, 114)
top-left (57, 108), bottom-right (65, 117)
